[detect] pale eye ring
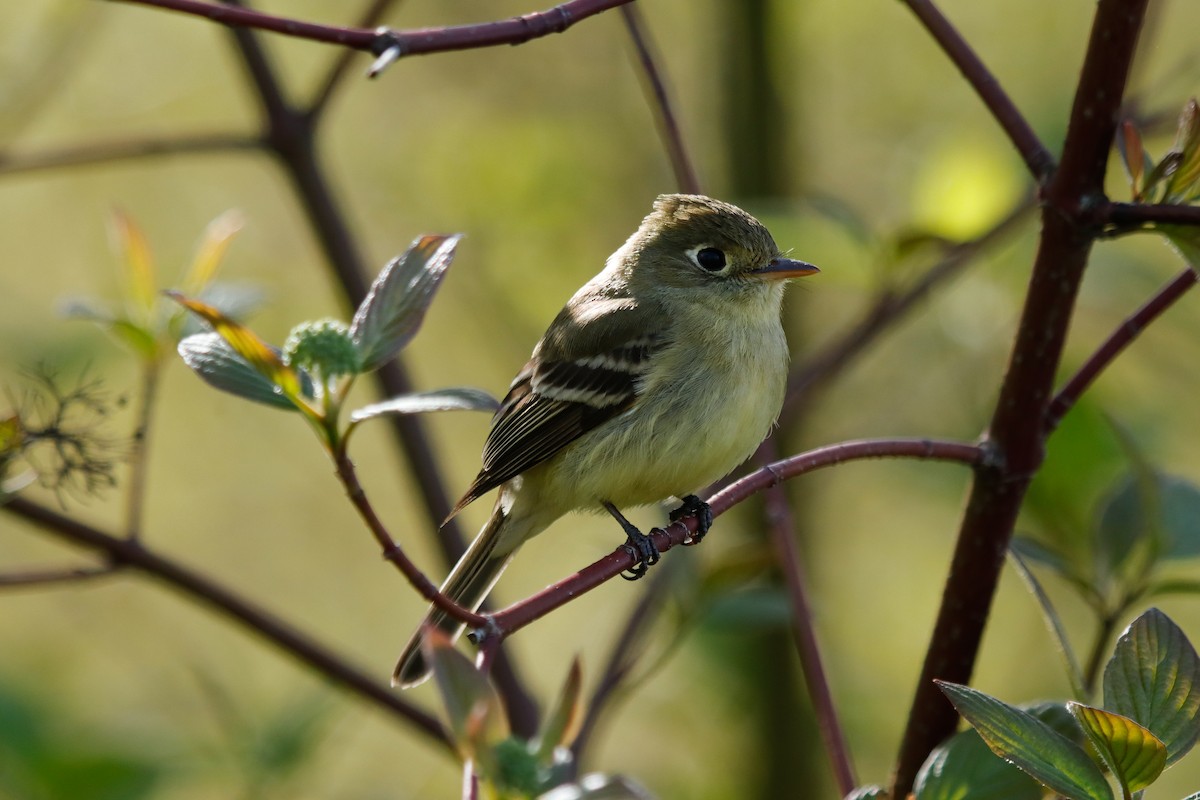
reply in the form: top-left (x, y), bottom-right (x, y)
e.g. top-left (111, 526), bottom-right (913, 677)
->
top-left (691, 246), bottom-right (727, 272)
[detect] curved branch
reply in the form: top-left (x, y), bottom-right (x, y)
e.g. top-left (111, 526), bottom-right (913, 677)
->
top-left (1, 496), bottom-right (452, 749)
top-left (900, 0), bottom-right (1054, 181)
top-left (1047, 266), bottom-right (1198, 431)
top-left (488, 438), bottom-right (984, 638)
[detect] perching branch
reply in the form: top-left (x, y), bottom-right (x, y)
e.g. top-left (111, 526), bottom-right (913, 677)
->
top-left (486, 438), bottom-right (984, 640)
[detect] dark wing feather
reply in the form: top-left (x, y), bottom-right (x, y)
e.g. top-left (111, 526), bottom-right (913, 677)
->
top-left (448, 316), bottom-right (665, 518)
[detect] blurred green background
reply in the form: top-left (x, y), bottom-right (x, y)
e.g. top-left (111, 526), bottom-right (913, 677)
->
top-left (3, 0), bottom-right (1200, 797)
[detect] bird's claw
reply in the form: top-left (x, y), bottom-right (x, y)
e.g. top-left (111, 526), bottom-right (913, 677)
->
top-left (671, 494), bottom-right (713, 545)
top-left (621, 528), bottom-right (660, 581)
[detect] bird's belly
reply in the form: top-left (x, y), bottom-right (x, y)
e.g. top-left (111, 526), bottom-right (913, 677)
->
top-left (544, 347), bottom-right (786, 510)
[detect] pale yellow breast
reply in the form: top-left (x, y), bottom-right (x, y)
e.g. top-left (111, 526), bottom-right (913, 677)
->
top-left (541, 296), bottom-right (789, 511)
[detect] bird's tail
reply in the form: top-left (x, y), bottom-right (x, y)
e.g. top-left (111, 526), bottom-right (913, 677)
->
top-left (393, 505), bottom-right (516, 688)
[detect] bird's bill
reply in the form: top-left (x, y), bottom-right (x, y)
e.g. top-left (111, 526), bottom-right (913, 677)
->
top-left (748, 257), bottom-right (820, 280)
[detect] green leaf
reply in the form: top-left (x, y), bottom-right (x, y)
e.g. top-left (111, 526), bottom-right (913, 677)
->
top-left (350, 234), bottom-right (461, 372)
top-left (914, 727), bottom-right (1043, 800)
top-left (167, 291), bottom-right (305, 406)
top-left (1103, 608), bottom-right (1200, 765)
top-left (1156, 476), bottom-right (1200, 560)
top-left (1093, 468), bottom-right (1160, 594)
top-left (535, 657), bottom-right (582, 760)
top-left (348, 387), bottom-right (499, 425)
top-left (177, 333), bottom-right (302, 410)
top-left (1070, 703), bottom-right (1166, 793)
top-left (423, 628), bottom-right (508, 756)
top-left (936, 681), bottom-right (1112, 800)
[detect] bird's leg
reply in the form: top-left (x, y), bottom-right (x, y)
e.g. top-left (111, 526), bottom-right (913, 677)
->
top-left (602, 501), bottom-right (660, 581)
top-left (670, 494), bottom-right (713, 545)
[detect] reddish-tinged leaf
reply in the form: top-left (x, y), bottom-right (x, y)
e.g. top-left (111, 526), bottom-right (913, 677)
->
top-left (1119, 120), bottom-right (1145, 200)
top-left (111, 210), bottom-right (157, 317)
top-left (1103, 608), bottom-right (1200, 765)
top-left (182, 210), bottom-right (244, 296)
top-left (1070, 703), bottom-right (1166, 793)
top-left (937, 681), bottom-right (1112, 800)
top-left (165, 291), bottom-right (303, 403)
top-left (422, 628), bottom-right (508, 755)
top-left (536, 657), bottom-right (583, 759)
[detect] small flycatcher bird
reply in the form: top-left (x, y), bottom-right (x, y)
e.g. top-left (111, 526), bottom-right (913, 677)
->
top-left (394, 194), bottom-right (818, 686)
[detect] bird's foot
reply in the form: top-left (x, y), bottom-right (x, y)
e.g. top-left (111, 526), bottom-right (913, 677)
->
top-left (670, 494), bottom-right (713, 545)
top-left (603, 501), bottom-right (660, 581)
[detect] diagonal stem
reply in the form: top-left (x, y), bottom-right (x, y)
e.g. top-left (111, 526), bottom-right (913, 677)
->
top-left (900, 0), bottom-right (1054, 180)
top-left (2, 497), bottom-right (452, 747)
top-left (1046, 266), bottom-right (1198, 432)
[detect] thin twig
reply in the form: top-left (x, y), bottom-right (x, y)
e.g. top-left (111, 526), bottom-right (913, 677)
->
top-left (123, 361), bottom-right (161, 540)
top-left (619, 5), bottom-right (700, 194)
top-left (0, 133), bottom-right (259, 176)
top-left (2, 496), bottom-right (452, 748)
top-left (1046, 266), bottom-right (1198, 432)
top-left (761, 441), bottom-right (856, 796)
top-left (0, 563), bottom-right (117, 588)
top-left (900, 0), bottom-right (1054, 181)
top-left (333, 447), bottom-right (486, 628)
top-left (488, 438), bottom-right (984, 638)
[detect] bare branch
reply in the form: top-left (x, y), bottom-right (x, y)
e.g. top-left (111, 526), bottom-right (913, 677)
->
top-left (0, 133), bottom-right (259, 177)
top-left (488, 438), bottom-right (984, 639)
top-left (619, 5), bottom-right (701, 194)
top-left (2, 496), bottom-right (451, 747)
top-left (1047, 266), bottom-right (1198, 431)
top-left (0, 563), bottom-right (117, 589)
top-left (1102, 201), bottom-right (1200, 232)
top-left (333, 447), bottom-right (486, 628)
top-left (760, 441), bottom-right (856, 795)
top-left (901, 0), bottom-right (1054, 181)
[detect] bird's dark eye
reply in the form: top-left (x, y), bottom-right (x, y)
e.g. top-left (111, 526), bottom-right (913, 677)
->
top-left (695, 247), bottom-right (726, 271)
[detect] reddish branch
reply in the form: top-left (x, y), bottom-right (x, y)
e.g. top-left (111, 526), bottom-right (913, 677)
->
top-left (487, 438), bottom-right (984, 639)
top-left (761, 441), bottom-right (857, 796)
top-left (1047, 266), bottom-right (1199, 431)
top-left (110, 0), bottom-right (633, 64)
top-left (891, 1), bottom-right (1150, 795)
top-left (1, 496), bottom-right (452, 749)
